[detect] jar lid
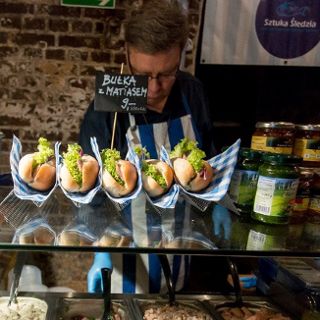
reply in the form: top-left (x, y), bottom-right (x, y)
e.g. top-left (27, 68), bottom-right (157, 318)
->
top-left (239, 148), bottom-right (262, 160)
top-left (295, 124), bottom-right (320, 131)
top-left (262, 153), bottom-right (302, 165)
top-left (255, 122), bottom-right (295, 129)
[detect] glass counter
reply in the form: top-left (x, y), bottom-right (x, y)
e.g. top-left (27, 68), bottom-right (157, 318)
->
top-left (0, 187), bottom-right (319, 256)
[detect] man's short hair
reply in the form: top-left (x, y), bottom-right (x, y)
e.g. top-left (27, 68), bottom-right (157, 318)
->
top-left (124, 0), bottom-right (189, 54)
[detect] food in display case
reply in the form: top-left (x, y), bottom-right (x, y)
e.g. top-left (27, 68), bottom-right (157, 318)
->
top-left (97, 225), bottom-right (133, 247)
top-left (228, 148), bottom-right (261, 214)
top-left (60, 143), bottom-right (99, 193)
top-left (59, 298), bottom-right (128, 320)
top-left (293, 124), bottom-right (320, 167)
top-left (170, 138), bottom-right (214, 192)
top-left (252, 153), bottom-right (301, 225)
top-left (135, 146), bottom-right (174, 197)
top-left (141, 302), bottom-right (213, 320)
top-left (19, 226), bottom-right (55, 245)
top-left (58, 230), bottom-right (95, 246)
top-left (12, 217), bottom-right (56, 245)
top-left (291, 167), bottom-right (314, 223)
top-left (101, 148), bottom-right (138, 197)
top-left (308, 168), bottom-right (320, 219)
top-left (0, 297), bottom-right (48, 320)
top-left (18, 137), bottom-right (56, 191)
top-left (216, 305), bottom-right (291, 320)
top-left (141, 159), bottom-right (174, 197)
top-left (251, 122), bottom-right (295, 155)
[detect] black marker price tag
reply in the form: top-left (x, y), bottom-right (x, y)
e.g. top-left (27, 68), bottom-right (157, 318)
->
top-left (94, 72), bottom-right (148, 113)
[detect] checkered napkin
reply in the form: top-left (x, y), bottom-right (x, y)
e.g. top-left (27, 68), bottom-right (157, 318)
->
top-left (98, 143), bottom-right (142, 206)
top-left (144, 146), bottom-right (180, 209)
top-left (57, 137), bottom-right (102, 205)
top-left (173, 139), bottom-right (241, 202)
top-left (10, 135), bottom-right (58, 206)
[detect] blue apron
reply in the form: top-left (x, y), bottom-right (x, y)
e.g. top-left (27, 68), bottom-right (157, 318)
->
top-left (110, 94), bottom-right (202, 293)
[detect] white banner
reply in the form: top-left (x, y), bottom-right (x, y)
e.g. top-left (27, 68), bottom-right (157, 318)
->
top-left (200, 0), bottom-right (320, 66)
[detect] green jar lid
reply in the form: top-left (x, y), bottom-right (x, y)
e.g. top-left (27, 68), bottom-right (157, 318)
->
top-left (239, 148), bottom-right (262, 160)
top-left (262, 153), bottom-right (302, 165)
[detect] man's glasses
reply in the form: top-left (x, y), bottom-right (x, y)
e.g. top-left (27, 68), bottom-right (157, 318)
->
top-left (127, 50), bottom-right (179, 83)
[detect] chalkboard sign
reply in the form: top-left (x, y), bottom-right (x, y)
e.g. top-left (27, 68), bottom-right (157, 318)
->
top-left (94, 72), bottom-right (148, 113)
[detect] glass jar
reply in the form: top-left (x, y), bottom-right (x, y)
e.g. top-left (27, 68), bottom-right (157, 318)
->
top-left (290, 167), bottom-right (314, 224)
top-left (251, 122), bottom-right (295, 154)
top-left (228, 148), bottom-right (262, 214)
top-left (246, 223), bottom-right (289, 250)
top-left (308, 168), bottom-right (320, 221)
top-left (293, 124), bottom-right (320, 167)
top-left (311, 168), bottom-right (320, 195)
top-left (252, 153), bottom-right (302, 224)
top-left (309, 195), bottom-right (320, 217)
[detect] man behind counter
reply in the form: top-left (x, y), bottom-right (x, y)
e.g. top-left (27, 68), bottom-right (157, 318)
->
top-left (79, 0), bottom-right (229, 294)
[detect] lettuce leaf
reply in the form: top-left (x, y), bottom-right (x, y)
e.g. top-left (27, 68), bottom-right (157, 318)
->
top-left (170, 138), bottom-right (206, 173)
top-left (187, 149), bottom-right (206, 173)
top-left (63, 143), bottom-right (82, 187)
top-left (142, 161), bottom-right (167, 190)
top-left (32, 137), bottom-right (54, 168)
top-left (101, 148), bottom-right (125, 186)
top-left (134, 146), bottom-right (150, 159)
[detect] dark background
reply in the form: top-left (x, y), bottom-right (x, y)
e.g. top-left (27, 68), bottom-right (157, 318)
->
top-left (196, 64), bottom-right (320, 153)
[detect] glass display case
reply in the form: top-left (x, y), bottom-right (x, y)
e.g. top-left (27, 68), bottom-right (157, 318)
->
top-left (1, 186), bottom-right (320, 319)
top-left (0, 187), bottom-right (319, 256)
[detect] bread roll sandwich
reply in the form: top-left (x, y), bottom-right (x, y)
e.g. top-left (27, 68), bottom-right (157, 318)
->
top-left (18, 137), bottom-right (56, 191)
top-left (170, 138), bottom-right (214, 192)
top-left (60, 143), bottom-right (99, 193)
top-left (19, 227), bottom-right (55, 245)
top-left (135, 146), bottom-right (174, 197)
top-left (59, 231), bottom-right (94, 246)
top-left (101, 148), bottom-right (137, 197)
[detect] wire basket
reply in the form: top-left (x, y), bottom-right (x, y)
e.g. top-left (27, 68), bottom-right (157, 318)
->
top-left (0, 190), bottom-right (59, 229)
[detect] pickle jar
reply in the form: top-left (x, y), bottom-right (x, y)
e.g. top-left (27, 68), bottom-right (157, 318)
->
top-left (246, 223), bottom-right (289, 250)
top-left (308, 168), bottom-right (320, 220)
top-left (251, 122), bottom-right (295, 154)
top-left (252, 153), bottom-right (302, 224)
top-left (293, 124), bottom-right (320, 167)
top-left (290, 167), bottom-right (314, 224)
top-left (228, 148), bottom-right (262, 214)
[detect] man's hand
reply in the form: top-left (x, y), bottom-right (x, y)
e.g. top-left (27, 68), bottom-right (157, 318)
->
top-left (212, 204), bottom-right (231, 240)
top-left (87, 252), bottom-right (113, 293)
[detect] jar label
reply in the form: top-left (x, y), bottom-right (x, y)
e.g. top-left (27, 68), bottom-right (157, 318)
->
top-left (251, 136), bottom-right (292, 154)
top-left (293, 138), bottom-right (320, 162)
top-left (246, 230), bottom-right (284, 250)
top-left (229, 169), bottom-right (259, 205)
top-left (246, 230), bottom-right (266, 250)
top-left (254, 176), bottom-right (299, 217)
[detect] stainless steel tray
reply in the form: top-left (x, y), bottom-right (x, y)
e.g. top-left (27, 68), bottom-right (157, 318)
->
top-left (0, 292), bottom-right (130, 320)
top-left (0, 292), bottom-right (58, 320)
top-left (131, 294), bottom-right (215, 320)
top-left (56, 297), bottom-right (130, 319)
top-left (203, 295), bottom-right (296, 320)
top-left (0, 292), bottom-right (298, 320)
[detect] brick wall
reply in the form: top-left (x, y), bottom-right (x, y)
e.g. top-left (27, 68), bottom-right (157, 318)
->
top-left (0, 0), bottom-right (203, 173)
